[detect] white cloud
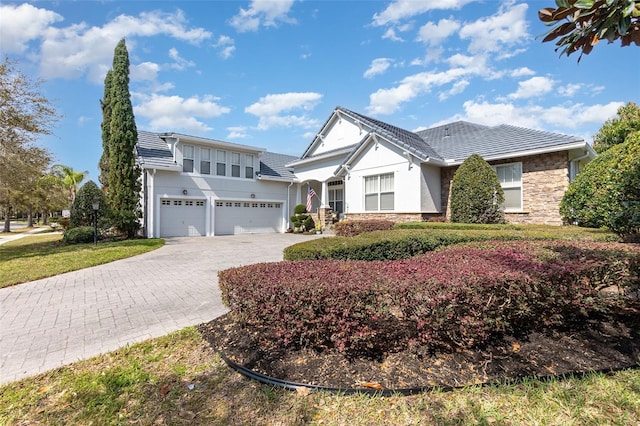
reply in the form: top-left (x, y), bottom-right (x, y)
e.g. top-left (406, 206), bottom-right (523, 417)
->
top-left (459, 3), bottom-right (529, 54)
top-left (0, 3), bottom-right (62, 53)
top-left (230, 0), bottom-right (297, 32)
top-left (245, 92), bottom-right (322, 130)
top-left (416, 18), bottom-right (460, 47)
top-left (227, 126), bottom-right (250, 139)
top-left (448, 100), bottom-right (624, 131)
top-left (438, 79), bottom-right (469, 101)
top-left (364, 58), bottom-right (393, 79)
top-left (7, 8), bottom-right (211, 82)
top-left (367, 69), bottom-right (467, 115)
top-left (372, 0), bottom-right (475, 26)
top-left (508, 76), bottom-right (555, 100)
top-left (509, 67), bottom-right (536, 78)
top-left (382, 28), bottom-right (404, 42)
top-left (558, 83), bottom-right (584, 97)
top-left (214, 35), bottom-right (235, 59)
top-left (133, 93), bottom-right (230, 133)
top-left (131, 61), bottom-right (160, 81)
top-left (168, 48), bottom-right (195, 70)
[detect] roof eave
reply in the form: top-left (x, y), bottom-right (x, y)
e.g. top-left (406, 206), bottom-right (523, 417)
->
top-left (444, 140), bottom-right (591, 166)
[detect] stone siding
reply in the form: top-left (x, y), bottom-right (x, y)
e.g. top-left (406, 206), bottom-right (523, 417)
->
top-left (440, 152), bottom-right (570, 226)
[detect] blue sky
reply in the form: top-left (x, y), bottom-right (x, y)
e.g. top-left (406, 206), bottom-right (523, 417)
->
top-left (1, 1), bottom-right (636, 182)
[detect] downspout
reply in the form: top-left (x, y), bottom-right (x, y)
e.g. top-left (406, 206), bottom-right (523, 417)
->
top-left (143, 170), bottom-right (148, 238)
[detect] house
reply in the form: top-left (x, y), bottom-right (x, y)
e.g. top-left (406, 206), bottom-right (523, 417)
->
top-left (136, 106), bottom-right (596, 237)
top-left (136, 131), bottom-right (298, 237)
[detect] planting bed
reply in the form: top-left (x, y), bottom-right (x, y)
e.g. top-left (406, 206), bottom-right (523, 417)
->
top-left (206, 239), bottom-right (640, 392)
top-left (199, 302), bottom-right (640, 391)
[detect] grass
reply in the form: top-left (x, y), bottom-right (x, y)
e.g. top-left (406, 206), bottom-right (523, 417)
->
top-left (1, 327), bottom-right (638, 425)
top-left (0, 234), bottom-right (164, 288)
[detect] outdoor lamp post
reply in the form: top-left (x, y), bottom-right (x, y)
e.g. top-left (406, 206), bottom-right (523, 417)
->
top-left (91, 197), bottom-right (99, 246)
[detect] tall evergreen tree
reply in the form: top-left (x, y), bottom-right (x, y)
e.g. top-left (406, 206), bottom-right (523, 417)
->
top-left (102, 39), bottom-right (141, 238)
top-left (99, 69), bottom-right (113, 192)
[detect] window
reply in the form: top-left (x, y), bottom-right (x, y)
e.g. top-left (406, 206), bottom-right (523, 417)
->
top-left (216, 150), bottom-right (226, 176)
top-left (328, 180), bottom-right (344, 213)
top-left (245, 154), bottom-right (254, 179)
top-left (183, 145), bottom-right (194, 173)
top-left (200, 148), bottom-right (211, 175)
top-left (364, 173), bottom-right (394, 211)
top-left (494, 162), bottom-right (522, 211)
top-left (231, 152), bottom-right (241, 177)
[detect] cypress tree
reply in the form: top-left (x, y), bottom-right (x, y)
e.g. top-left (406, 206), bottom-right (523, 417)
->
top-left (99, 69), bottom-right (112, 192)
top-left (103, 38), bottom-right (141, 238)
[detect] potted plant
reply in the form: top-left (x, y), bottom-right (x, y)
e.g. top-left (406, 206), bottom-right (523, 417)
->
top-left (315, 222), bottom-right (323, 234)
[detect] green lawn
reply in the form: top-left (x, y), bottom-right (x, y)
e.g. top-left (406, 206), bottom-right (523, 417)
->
top-left (0, 234), bottom-right (164, 288)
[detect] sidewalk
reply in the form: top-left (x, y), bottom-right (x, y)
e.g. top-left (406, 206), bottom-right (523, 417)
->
top-left (0, 225), bottom-right (52, 246)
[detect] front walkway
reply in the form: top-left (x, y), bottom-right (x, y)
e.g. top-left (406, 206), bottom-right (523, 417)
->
top-left (0, 233), bottom-right (319, 385)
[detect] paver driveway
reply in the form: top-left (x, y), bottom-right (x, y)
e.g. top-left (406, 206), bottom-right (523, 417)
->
top-left (0, 233), bottom-right (318, 385)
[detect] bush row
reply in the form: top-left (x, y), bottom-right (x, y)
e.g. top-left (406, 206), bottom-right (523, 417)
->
top-left (284, 229), bottom-right (527, 261)
top-left (333, 220), bottom-right (395, 237)
top-left (220, 240), bottom-right (640, 356)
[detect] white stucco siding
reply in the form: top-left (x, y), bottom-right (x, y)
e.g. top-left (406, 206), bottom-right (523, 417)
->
top-left (293, 157), bottom-right (344, 183)
top-left (420, 164), bottom-right (442, 212)
top-left (145, 170), bottom-right (291, 237)
top-left (312, 116), bottom-right (364, 155)
top-left (344, 141), bottom-right (423, 213)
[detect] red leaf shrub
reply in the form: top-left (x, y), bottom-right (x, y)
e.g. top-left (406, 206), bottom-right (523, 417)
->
top-left (219, 240), bottom-right (640, 356)
top-left (334, 220), bottom-right (395, 237)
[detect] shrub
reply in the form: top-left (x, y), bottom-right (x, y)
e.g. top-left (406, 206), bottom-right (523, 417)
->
top-left (450, 154), bottom-right (505, 224)
top-left (221, 240), bottom-right (640, 356)
top-left (70, 180), bottom-right (106, 228)
top-left (63, 226), bottom-right (97, 244)
top-left (284, 229), bottom-right (524, 261)
top-left (294, 203), bottom-right (307, 215)
top-left (561, 131), bottom-right (640, 240)
top-left (334, 219), bottom-right (395, 237)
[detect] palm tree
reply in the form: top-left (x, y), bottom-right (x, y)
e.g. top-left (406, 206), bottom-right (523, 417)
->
top-left (52, 164), bottom-right (88, 209)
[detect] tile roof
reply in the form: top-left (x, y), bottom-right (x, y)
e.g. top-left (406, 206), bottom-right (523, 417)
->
top-left (259, 151), bottom-right (297, 180)
top-left (419, 122), bottom-right (585, 163)
top-left (135, 130), bottom-right (181, 170)
top-left (336, 106), bottom-right (443, 161)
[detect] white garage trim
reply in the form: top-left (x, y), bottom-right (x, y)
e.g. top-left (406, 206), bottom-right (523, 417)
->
top-left (214, 198), bottom-right (284, 235)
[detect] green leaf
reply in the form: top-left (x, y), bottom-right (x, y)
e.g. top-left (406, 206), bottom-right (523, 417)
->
top-left (574, 0), bottom-right (596, 8)
top-left (619, 16), bottom-right (632, 34)
top-left (555, 0), bottom-right (572, 8)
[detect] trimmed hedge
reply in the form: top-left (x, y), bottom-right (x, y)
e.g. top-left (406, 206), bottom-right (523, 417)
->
top-left (284, 227), bottom-right (619, 261)
top-left (220, 240), bottom-right (640, 356)
top-left (333, 220), bottom-right (395, 237)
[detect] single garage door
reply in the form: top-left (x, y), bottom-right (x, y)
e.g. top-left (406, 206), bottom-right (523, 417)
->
top-left (160, 198), bottom-right (206, 237)
top-left (214, 200), bottom-right (283, 235)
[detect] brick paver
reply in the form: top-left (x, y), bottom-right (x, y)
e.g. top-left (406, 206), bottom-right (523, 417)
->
top-left (0, 234), bottom-right (317, 385)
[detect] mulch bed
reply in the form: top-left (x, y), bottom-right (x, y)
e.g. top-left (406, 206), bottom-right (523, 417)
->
top-left (198, 302), bottom-right (640, 391)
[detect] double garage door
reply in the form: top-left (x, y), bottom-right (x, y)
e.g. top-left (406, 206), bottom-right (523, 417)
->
top-left (214, 200), bottom-right (283, 235)
top-left (159, 198), bottom-right (283, 237)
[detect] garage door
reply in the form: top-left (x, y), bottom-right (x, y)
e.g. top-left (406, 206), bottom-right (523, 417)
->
top-left (214, 200), bottom-right (283, 235)
top-left (159, 198), bottom-right (206, 237)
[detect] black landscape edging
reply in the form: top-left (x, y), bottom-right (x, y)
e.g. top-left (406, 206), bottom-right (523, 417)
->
top-left (219, 351), bottom-right (639, 397)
